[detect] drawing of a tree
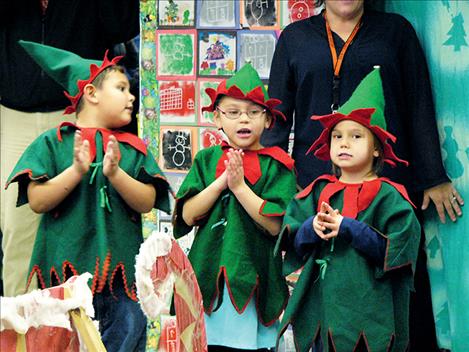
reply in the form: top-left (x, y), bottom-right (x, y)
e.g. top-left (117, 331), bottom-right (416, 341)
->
top-left (165, 0), bottom-right (179, 24)
top-left (444, 12), bottom-right (468, 52)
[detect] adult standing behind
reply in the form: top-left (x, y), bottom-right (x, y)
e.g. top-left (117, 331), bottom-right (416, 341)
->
top-left (0, 0), bottom-right (140, 297)
top-left (261, 0), bottom-right (464, 350)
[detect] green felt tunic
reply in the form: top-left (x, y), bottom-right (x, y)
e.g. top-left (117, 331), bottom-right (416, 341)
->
top-left (6, 125), bottom-right (171, 299)
top-left (279, 178), bottom-right (420, 351)
top-left (173, 145), bottom-right (297, 326)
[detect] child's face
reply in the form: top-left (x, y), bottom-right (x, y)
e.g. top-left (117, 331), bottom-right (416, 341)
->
top-left (329, 120), bottom-right (379, 177)
top-left (214, 96), bottom-right (271, 150)
top-left (93, 70), bottom-right (135, 129)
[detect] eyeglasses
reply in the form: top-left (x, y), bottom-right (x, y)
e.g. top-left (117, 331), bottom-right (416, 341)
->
top-left (216, 107), bottom-right (266, 120)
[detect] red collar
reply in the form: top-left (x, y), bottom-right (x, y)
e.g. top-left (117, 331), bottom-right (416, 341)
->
top-left (297, 175), bottom-right (414, 219)
top-left (215, 141), bottom-right (294, 185)
top-left (56, 122), bottom-right (147, 162)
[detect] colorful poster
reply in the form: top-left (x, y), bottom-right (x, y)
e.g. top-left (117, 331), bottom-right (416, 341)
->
top-left (158, 0), bottom-right (195, 27)
top-left (280, 0), bottom-right (320, 28)
top-left (198, 31), bottom-right (237, 76)
top-left (159, 80), bottom-right (196, 124)
top-left (159, 126), bottom-right (197, 172)
top-left (156, 30), bottom-right (197, 79)
top-left (199, 127), bottom-right (225, 150)
top-left (237, 30), bottom-right (277, 79)
top-left (197, 78), bottom-right (223, 126)
top-left (196, 0), bottom-right (239, 29)
top-left (240, 0), bottom-right (280, 29)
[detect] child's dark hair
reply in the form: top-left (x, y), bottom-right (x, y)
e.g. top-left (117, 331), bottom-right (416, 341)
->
top-left (76, 65), bottom-right (125, 114)
top-left (331, 134), bottom-right (384, 177)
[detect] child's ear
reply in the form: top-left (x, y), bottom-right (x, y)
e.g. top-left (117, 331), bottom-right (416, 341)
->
top-left (373, 147), bottom-right (380, 158)
top-left (83, 84), bottom-right (98, 103)
top-left (264, 113), bottom-right (273, 129)
top-left (213, 110), bottom-right (223, 130)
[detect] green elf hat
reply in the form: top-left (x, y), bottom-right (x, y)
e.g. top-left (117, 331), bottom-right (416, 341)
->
top-left (18, 40), bottom-right (122, 115)
top-left (306, 66), bottom-right (408, 167)
top-left (201, 62), bottom-right (286, 124)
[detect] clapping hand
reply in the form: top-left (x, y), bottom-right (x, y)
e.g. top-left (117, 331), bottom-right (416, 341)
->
top-left (103, 135), bottom-right (120, 178)
top-left (225, 148), bottom-right (245, 191)
top-left (72, 130), bottom-right (90, 175)
top-left (313, 201), bottom-right (343, 241)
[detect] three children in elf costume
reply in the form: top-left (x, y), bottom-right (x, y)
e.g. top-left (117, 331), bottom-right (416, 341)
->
top-left (277, 68), bottom-right (421, 351)
top-left (173, 63), bottom-right (297, 350)
top-left (5, 41), bottom-right (171, 351)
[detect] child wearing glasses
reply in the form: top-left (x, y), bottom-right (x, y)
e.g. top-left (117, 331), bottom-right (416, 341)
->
top-left (172, 63), bottom-right (297, 351)
top-left (276, 68), bottom-right (420, 351)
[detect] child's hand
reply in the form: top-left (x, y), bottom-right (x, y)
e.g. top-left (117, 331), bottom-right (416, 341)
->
top-left (214, 169), bottom-right (228, 192)
top-left (313, 201), bottom-right (343, 240)
top-left (225, 149), bottom-right (245, 192)
top-left (73, 130), bottom-right (91, 175)
top-left (103, 135), bottom-right (120, 178)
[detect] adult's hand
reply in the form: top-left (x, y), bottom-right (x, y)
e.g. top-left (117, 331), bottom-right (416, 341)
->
top-left (422, 182), bottom-right (464, 223)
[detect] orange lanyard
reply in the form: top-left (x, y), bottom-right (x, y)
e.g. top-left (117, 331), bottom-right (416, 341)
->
top-left (324, 10), bottom-right (362, 111)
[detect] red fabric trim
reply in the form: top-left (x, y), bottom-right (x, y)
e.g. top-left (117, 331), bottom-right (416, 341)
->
top-left (56, 122), bottom-right (147, 162)
top-left (386, 333), bottom-right (396, 352)
top-left (50, 266), bottom-right (61, 285)
top-left (381, 178), bottom-right (416, 208)
top-left (62, 261), bottom-right (79, 282)
top-left (328, 329), bottom-right (337, 352)
top-left (90, 256), bottom-right (100, 293)
top-left (352, 332), bottom-right (371, 352)
top-left (296, 174), bottom-right (337, 199)
top-left (109, 262), bottom-right (137, 301)
top-left (258, 199), bottom-right (285, 217)
top-left (27, 265), bottom-right (46, 290)
top-left (215, 142), bottom-right (294, 185)
top-left (96, 253), bottom-right (111, 293)
top-left (206, 266), bottom-right (285, 327)
top-left (5, 169), bottom-right (49, 190)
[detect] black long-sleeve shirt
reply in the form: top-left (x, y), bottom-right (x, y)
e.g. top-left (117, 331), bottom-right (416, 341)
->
top-left (0, 0), bottom-right (139, 112)
top-left (262, 9), bottom-right (449, 193)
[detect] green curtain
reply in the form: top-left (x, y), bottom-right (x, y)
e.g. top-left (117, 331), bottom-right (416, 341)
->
top-left (384, 1), bottom-right (469, 351)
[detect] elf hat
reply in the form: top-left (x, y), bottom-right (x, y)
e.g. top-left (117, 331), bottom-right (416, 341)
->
top-left (201, 63), bottom-right (286, 124)
top-left (306, 67), bottom-right (408, 167)
top-left (18, 40), bottom-right (122, 115)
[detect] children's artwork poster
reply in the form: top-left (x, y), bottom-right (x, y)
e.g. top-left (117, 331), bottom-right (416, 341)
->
top-left (198, 31), bottom-right (237, 76)
top-left (280, 0), bottom-right (319, 28)
top-left (159, 220), bottom-right (174, 238)
top-left (160, 126), bottom-right (197, 172)
top-left (196, 0), bottom-right (239, 29)
top-left (142, 210), bottom-right (159, 239)
top-left (157, 0), bottom-right (195, 27)
top-left (156, 30), bottom-right (197, 79)
top-left (237, 30), bottom-right (277, 79)
top-left (197, 78), bottom-right (223, 126)
top-left (240, 0), bottom-right (280, 29)
top-left (199, 127), bottom-right (225, 150)
top-left (159, 80), bottom-right (196, 124)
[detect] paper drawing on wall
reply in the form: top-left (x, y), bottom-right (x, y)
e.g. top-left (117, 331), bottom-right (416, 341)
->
top-left (198, 31), bottom-right (237, 76)
top-left (158, 0), bottom-right (195, 27)
top-left (197, 0), bottom-right (239, 29)
top-left (157, 30), bottom-right (196, 79)
top-left (280, 0), bottom-right (318, 28)
top-left (198, 78), bottom-right (223, 126)
top-left (158, 172), bottom-right (186, 221)
top-left (237, 31), bottom-right (277, 79)
top-left (199, 127), bottom-right (225, 150)
top-left (242, 0), bottom-right (279, 28)
top-left (159, 81), bottom-right (196, 124)
top-left (161, 127), bottom-right (195, 172)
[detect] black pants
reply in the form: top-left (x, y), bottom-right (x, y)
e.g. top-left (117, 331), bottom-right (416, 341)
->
top-left (408, 198), bottom-right (440, 352)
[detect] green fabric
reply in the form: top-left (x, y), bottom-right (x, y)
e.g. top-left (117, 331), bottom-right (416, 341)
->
top-left (18, 40), bottom-right (101, 96)
top-left (279, 179), bottom-right (420, 351)
top-left (7, 125), bottom-right (170, 295)
top-left (173, 145), bottom-right (297, 325)
top-left (225, 62), bottom-right (269, 100)
top-left (339, 67), bottom-right (387, 130)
